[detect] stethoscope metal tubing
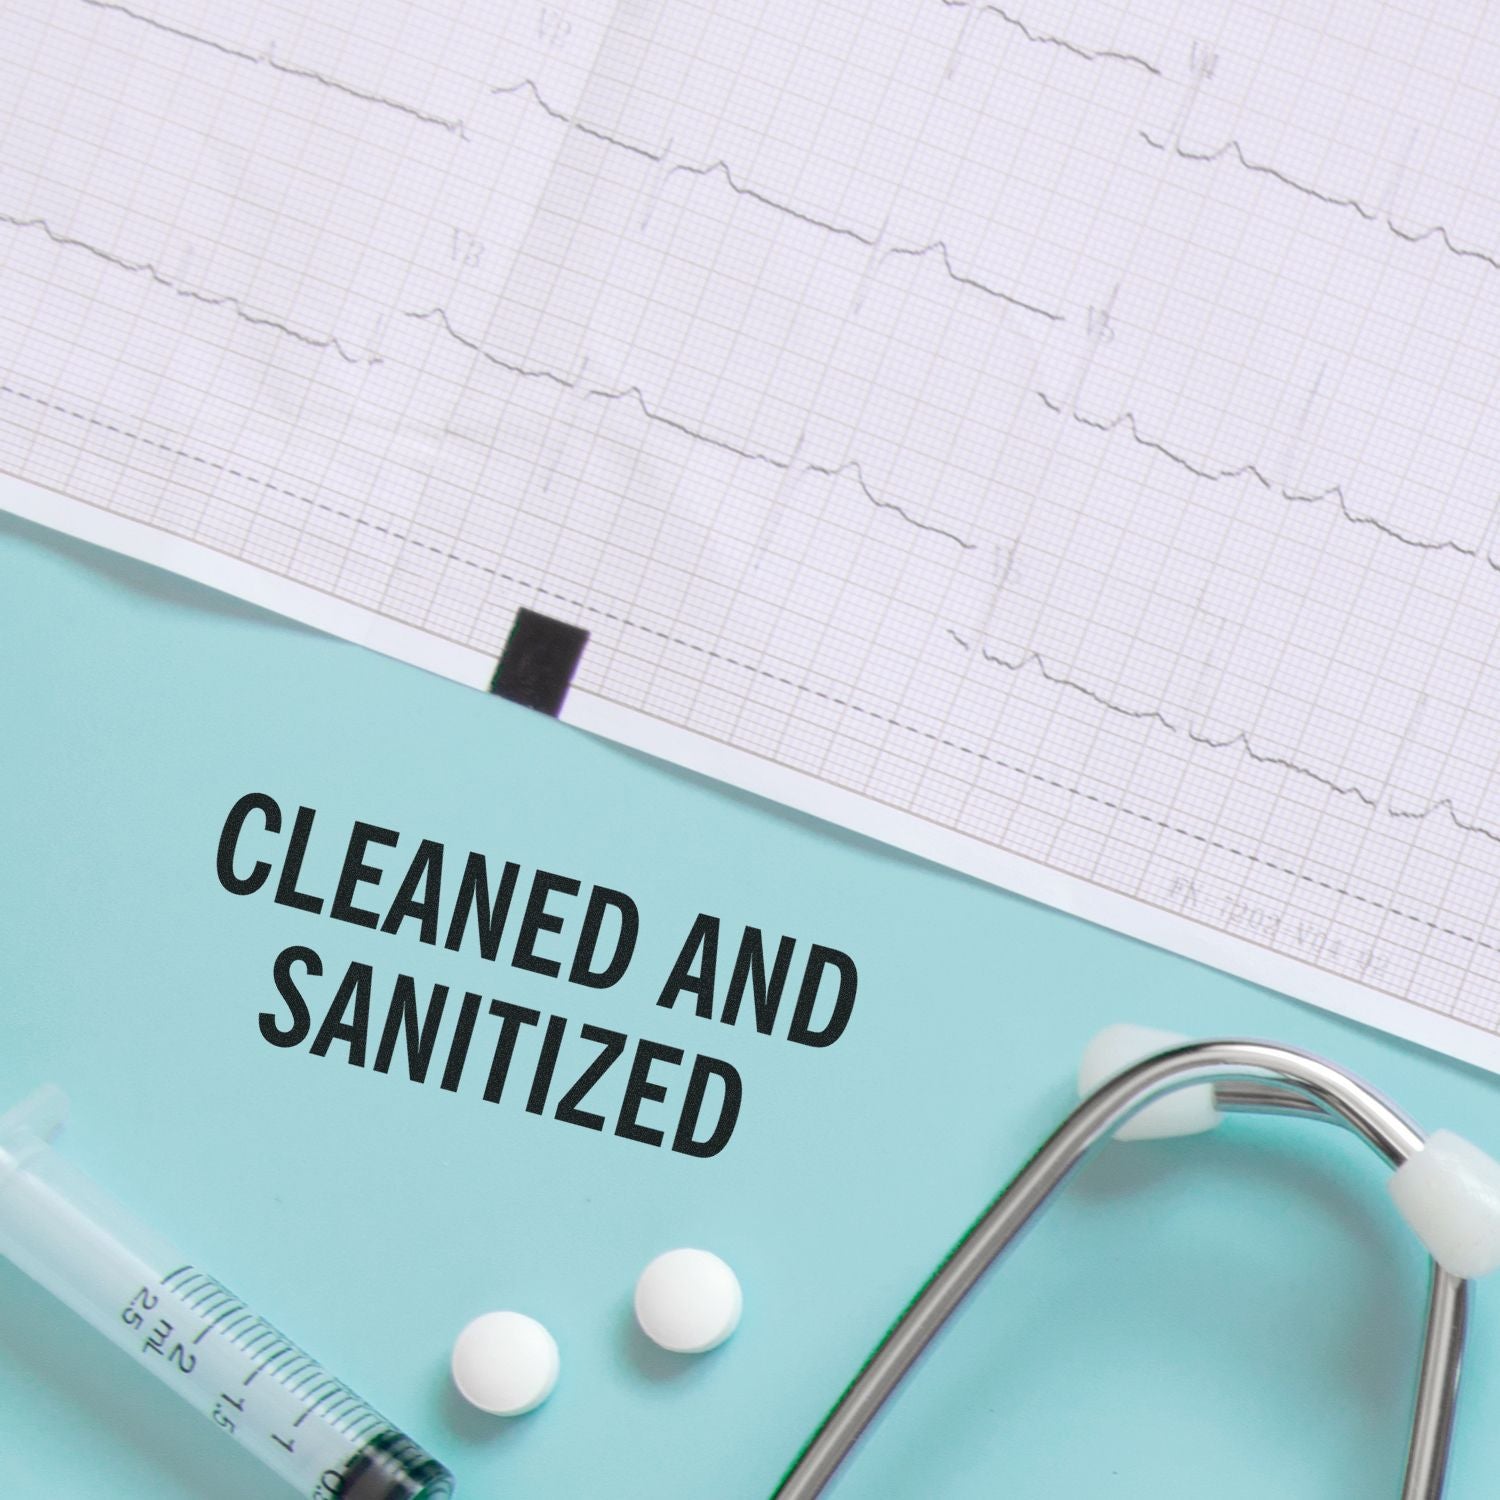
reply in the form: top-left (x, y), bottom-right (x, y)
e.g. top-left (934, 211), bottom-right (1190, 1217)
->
top-left (1219, 1075), bottom-right (1465, 1500)
top-left (774, 1040), bottom-right (1469, 1500)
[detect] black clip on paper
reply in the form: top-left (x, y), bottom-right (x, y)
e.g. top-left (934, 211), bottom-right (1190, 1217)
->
top-left (489, 608), bottom-right (589, 717)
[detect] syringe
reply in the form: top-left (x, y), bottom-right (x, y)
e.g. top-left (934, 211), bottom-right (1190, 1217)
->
top-left (0, 1086), bottom-right (454, 1499)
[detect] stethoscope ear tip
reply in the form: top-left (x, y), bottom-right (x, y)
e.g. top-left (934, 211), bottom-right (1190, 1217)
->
top-left (1390, 1129), bottom-right (1500, 1279)
top-left (1077, 1023), bottom-right (1221, 1141)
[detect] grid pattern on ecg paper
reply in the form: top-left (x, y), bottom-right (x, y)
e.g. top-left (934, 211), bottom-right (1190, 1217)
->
top-left (6, 0), bottom-right (1500, 1044)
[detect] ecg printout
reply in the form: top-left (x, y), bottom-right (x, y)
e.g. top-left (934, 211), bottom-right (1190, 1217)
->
top-left (9, 0), bottom-right (1500, 1069)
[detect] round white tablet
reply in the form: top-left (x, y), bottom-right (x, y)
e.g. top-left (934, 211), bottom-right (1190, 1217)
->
top-left (634, 1248), bottom-right (742, 1353)
top-left (450, 1311), bottom-right (559, 1415)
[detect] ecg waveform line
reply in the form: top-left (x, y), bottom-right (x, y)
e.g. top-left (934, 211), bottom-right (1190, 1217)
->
top-left (407, 307), bottom-right (977, 549)
top-left (421, 286), bottom-right (1500, 851)
top-left (491, 79), bottom-right (1063, 323)
top-left (943, 629), bottom-right (1500, 846)
top-left (1035, 392), bottom-right (1495, 568)
top-left (937, 0), bottom-right (1161, 76)
top-left (1138, 129), bottom-right (1500, 272)
top-left (77, 0), bottom-right (469, 137)
top-left (0, 211), bottom-right (379, 364)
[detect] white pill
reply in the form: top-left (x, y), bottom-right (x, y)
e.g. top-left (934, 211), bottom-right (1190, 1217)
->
top-left (634, 1248), bottom-right (742, 1353)
top-left (450, 1311), bottom-right (559, 1415)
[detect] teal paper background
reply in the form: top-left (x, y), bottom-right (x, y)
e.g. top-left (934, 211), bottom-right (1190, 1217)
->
top-left (3, 507), bottom-right (1499, 1498)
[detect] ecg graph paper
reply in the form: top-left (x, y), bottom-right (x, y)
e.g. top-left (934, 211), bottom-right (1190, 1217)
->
top-left (9, 0), bottom-right (1500, 1068)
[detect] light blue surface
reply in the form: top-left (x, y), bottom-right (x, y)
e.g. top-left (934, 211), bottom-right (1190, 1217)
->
top-left (2, 507), bottom-right (1499, 1499)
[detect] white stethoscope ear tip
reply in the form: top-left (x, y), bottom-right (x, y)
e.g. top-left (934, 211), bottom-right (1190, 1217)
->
top-left (1077, 1023), bottom-right (1221, 1141)
top-left (1390, 1130), bottom-right (1500, 1279)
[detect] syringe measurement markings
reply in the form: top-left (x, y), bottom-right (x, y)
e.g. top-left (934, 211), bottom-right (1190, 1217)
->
top-left (199, 1297), bottom-right (247, 1330)
top-left (189, 1292), bottom-right (239, 1337)
top-left (294, 1377), bottom-right (346, 1418)
top-left (193, 1294), bottom-right (238, 1341)
top-left (307, 1391), bottom-right (362, 1442)
top-left (287, 1360), bottom-right (350, 1402)
top-left (179, 1291), bottom-right (344, 1424)
top-left (190, 1304), bottom-right (379, 1456)
top-left (245, 1343), bottom-right (307, 1387)
top-left (316, 1390), bottom-right (365, 1430)
top-left (236, 1335), bottom-right (303, 1385)
top-left (168, 1270), bottom-right (207, 1301)
top-left (214, 1311), bottom-right (260, 1345)
top-left (262, 1351), bottom-right (318, 1389)
top-left (298, 1386), bottom-right (384, 1444)
top-left (240, 1323), bottom-right (283, 1356)
top-left (283, 1367), bottom-right (384, 1435)
top-left (287, 1364), bottom-right (337, 1401)
top-left (171, 1267), bottom-right (231, 1310)
top-left (320, 1390), bottom-right (385, 1441)
top-left (192, 1288), bottom-right (237, 1319)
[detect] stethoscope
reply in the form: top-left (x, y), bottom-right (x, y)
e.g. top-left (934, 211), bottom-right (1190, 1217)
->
top-left (776, 1026), bottom-right (1500, 1499)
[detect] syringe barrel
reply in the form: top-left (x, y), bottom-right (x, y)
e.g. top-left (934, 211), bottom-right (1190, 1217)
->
top-left (0, 1085), bottom-right (181, 1345)
top-left (0, 1088), bottom-right (453, 1500)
